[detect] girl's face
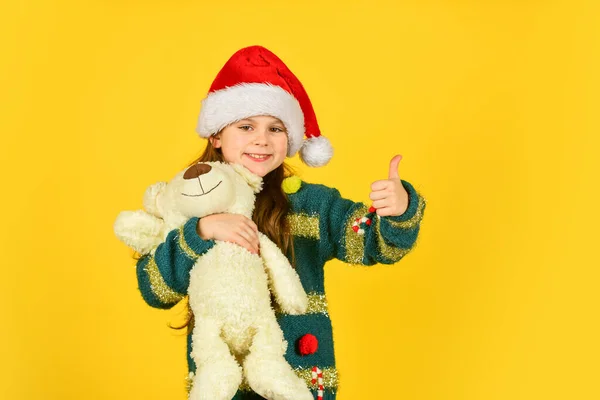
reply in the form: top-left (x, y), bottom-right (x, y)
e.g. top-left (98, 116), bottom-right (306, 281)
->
top-left (210, 115), bottom-right (288, 177)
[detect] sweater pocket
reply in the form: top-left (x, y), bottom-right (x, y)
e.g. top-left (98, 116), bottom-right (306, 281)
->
top-left (277, 313), bottom-right (336, 368)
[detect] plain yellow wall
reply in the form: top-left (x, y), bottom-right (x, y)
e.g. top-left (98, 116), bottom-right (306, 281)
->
top-left (1, 0), bottom-right (599, 399)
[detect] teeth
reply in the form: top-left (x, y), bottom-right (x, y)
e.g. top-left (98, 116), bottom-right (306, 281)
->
top-left (246, 153), bottom-right (270, 159)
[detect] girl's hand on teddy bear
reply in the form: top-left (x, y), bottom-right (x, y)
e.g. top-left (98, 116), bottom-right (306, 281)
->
top-left (196, 214), bottom-right (260, 255)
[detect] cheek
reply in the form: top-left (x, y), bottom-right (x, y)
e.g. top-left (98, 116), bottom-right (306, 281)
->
top-left (221, 137), bottom-right (244, 156)
top-left (219, 145), bottom-right (239, 163)
top-left (237, 137), bottom-right (254, 150)
top-left (275, 136), bottom-right (289, 155)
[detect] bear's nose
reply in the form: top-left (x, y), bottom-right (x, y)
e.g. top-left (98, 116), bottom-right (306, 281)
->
top-left (183, 163), bottom-right (212, 179)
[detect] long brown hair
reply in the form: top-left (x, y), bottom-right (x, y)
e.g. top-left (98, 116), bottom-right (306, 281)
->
top-left (169, 137), bottom-right (296, 333)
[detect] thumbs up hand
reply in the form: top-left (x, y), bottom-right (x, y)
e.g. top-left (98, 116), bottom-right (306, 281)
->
top-left (369, 155), bottom-right (409, 217)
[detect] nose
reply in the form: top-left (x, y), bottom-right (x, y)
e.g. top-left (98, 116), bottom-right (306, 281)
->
top-left (183, 163), bottom-right (212, 179)
top-left (253, 128), bottom-right (269, 145)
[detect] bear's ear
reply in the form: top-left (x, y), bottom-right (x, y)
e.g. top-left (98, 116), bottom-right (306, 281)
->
top-left (143, 181), bottom-right (167, 217)
top-left (114, 210), bottom-right (166, 255)
top-left (230, 163), bottom-right (263, 193)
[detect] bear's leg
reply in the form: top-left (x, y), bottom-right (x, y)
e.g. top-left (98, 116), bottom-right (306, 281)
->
top-left (189, 316), bottom-right (242, 400)
top-left (243, 318), bottom-right (313, 400)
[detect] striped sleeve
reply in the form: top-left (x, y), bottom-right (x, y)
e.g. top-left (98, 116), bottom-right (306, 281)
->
top-left (135, 217), bottom-right (216, 309)
top-left (289, 180), bottom-right (426, 266)
top-left (364, 180), bottom-right (426, 264)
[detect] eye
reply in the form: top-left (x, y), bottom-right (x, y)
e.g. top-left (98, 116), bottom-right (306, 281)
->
top-left (270, 126), bottom-right (285, 133)
top-left (238, 125), bottom-right (252, 131)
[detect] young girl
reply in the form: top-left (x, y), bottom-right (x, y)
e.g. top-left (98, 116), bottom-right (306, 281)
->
top-left (133, 45), bottom-right (426, 400)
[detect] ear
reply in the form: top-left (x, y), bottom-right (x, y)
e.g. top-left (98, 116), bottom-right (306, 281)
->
top-left (230, 163), bottom-right (263, 193)
top-left (210, 133), bottom-right (222, 149)
top-left (143, 182), bottom-right (167, 217)
top-left (114, 210), bottom-right (166, 255)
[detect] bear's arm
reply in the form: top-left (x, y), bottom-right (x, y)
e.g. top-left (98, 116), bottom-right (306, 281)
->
top-left (288, 180), bottom-right (426, 266)
top-left (135, 217), bottom-right (216, 309)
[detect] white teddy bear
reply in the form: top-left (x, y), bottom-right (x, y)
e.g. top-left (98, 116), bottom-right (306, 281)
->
top-left (114, 161), bottom-right (313, 400)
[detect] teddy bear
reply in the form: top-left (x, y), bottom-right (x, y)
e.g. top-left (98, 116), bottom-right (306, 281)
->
top-left (114, 161), bottom-right (313, 400)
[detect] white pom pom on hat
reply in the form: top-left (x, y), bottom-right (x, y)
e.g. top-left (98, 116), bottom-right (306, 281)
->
top-left (196, 45), bottom-right (333, 167)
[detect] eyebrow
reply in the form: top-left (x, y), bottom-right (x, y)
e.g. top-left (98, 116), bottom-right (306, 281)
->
top-left (238, 117), bottom-right (284, 125)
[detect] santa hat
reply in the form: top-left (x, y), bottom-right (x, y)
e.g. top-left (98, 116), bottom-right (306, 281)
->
top-left (196, 45), bottom-right (333, 167)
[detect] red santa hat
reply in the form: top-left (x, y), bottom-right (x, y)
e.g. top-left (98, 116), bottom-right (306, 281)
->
top-left (196, 45), bottom-right (333, 167)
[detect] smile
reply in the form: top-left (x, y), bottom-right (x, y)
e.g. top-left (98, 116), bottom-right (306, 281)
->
top-left (181, 181), bottom-right (222, 197)
top-left (244, 153), bottom-right (272, 162)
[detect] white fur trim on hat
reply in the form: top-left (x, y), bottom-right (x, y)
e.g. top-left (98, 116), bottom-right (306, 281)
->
top-left (196, 83), bottom-right (305, 157)
top-left (299, 135), bottom-right (333, 167)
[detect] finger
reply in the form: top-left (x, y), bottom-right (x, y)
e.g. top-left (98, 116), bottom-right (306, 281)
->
top-left (376, 207), bottom-right (395, 217)
top-left (250, 230), bottom-right (260, 251)
top-left (246, 224), bottom-right (260, 242)
top-left (232, 233), bottom-right (258, 254)
top-left (243, 217), bottom-right (259, 232)
top-left (370, 179), bottom-right (390, 191)
top-left (238, 227), bottom-right (252, 241)
top-left (239, 227), bottom-right (260, 250)
top-left (369, 190), bottom-right (389, 201)
top-left (388, 154), bottom-right (402, 180)
top-left (239, 219), bottom-right (259, 250)
top-left (372, 199), bottom-right (388, 209)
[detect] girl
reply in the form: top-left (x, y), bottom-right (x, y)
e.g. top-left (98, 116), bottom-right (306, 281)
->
top-left (133, 45), bottom-right (426, 399)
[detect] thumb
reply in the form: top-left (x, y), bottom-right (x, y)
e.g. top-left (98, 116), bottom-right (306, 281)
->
top-left (388, 154), bottom-right (403, 180)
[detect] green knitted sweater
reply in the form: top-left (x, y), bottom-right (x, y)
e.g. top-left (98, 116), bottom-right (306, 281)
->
top-left (135, 177), bottom-right (426, 399)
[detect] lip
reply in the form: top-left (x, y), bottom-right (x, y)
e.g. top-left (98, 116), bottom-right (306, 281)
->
top-left (181, 181), bottom-right (222, 197)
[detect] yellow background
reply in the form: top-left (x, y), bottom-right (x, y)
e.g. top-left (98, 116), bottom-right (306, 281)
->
top-left (2, 0), bottom-right (598, 399)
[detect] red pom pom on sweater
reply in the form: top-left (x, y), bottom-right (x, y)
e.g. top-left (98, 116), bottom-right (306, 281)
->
top-left (298, 334), bottom-right (318, 355)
